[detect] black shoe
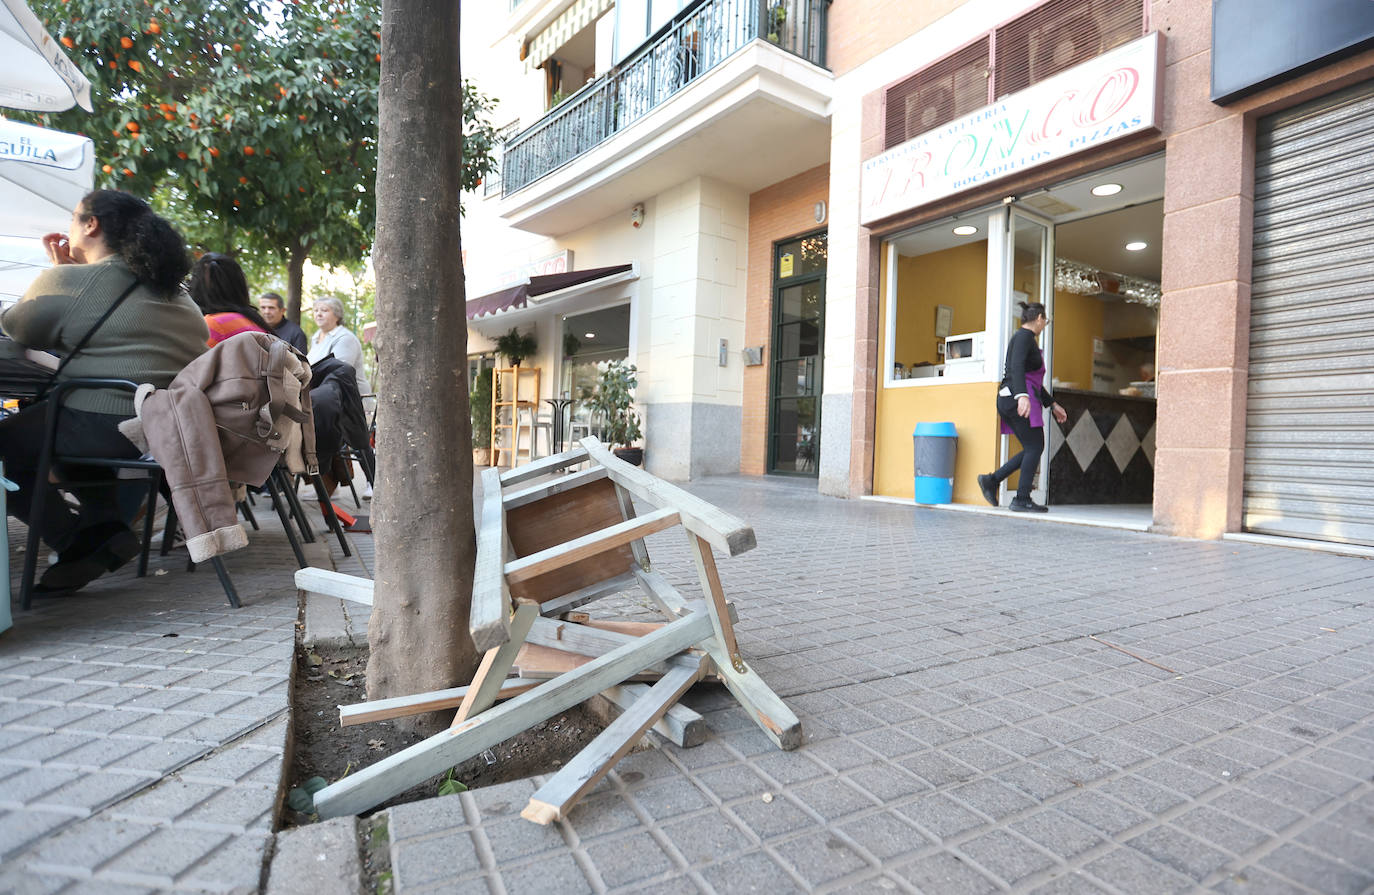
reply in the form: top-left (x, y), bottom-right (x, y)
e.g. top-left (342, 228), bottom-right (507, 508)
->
top-left (977, 474), bottom-right (998, 506)
top-left (1009, 498), bottom-right (1049, 513)
top-left (38, 522), bottom-right (140, 592)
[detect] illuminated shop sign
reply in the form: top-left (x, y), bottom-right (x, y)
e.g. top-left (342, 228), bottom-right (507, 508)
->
top-left (861, 32), bottom-right (1164, 226)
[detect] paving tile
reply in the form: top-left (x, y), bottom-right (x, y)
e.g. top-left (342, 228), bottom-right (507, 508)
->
top-left (771, 829), bottom-right (871, 887)
top-left (581, 829), bottom-right (677, 889)
top-left (890, 850), bottom-right (1000, 894)
top-left (392, 829), bottom-right (483, 888)
top-left (698, 849), bottom-right (804, 894)
top-left (1258, 842), bottom-right (1374, 893)
top-left (1126, 825), bottom-right (1232, 882)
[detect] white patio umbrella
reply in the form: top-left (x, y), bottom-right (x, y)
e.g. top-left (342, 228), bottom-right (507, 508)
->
top-left (0, 0), bottom-right (92, 113)
top-left (0, 117), bottom-right (93, 304)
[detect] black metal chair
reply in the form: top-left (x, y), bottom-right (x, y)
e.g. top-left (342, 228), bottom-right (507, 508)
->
top-left (19, 378), bottom-right (239, 610)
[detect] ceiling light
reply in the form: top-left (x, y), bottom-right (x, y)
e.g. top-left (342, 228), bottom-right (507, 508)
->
top-left (1124, 241), bottom-right (1147, 251)
top-left (584, 332), bottom-right (596, 339)
top-left (1091, 183), bottom-right (1123, 197)
top-left (952, 225), bottom-right (978, 236)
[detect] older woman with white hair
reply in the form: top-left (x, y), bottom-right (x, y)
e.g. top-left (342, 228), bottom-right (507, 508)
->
top-left (308, 296), bottom-right (372, 404)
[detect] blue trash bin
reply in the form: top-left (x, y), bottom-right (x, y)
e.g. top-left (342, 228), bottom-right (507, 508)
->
top-left (913, 422), bottom-right (957, 504)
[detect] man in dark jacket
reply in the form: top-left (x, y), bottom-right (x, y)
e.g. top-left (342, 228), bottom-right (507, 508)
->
top-left (257, 292), bottom-right (308, 353)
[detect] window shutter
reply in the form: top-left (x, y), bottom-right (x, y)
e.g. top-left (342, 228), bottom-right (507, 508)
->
top-left (884, 37), bottom-right (990, 149)
top-left (994, 0), bottom-right (1145, 99)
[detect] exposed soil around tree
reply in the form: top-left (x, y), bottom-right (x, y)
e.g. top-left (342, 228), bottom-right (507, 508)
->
top-left (282, 642), bottom-right (609, 827)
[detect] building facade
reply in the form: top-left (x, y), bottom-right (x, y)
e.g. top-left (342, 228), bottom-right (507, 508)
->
top-left (465, 0), bottom-right (1374, 548)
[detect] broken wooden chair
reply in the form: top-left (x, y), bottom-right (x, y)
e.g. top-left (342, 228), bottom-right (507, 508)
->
top-left (302, 436), bottom-right (800, 823)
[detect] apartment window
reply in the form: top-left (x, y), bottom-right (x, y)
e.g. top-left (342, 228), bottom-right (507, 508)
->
top-left (883, 0), bottom-right (1145, 148)
top-left (614, 0), bottom-right (691, 62)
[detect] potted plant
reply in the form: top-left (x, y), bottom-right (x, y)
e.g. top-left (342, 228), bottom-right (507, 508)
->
top-left (766, 1), bottom-right (787, 42)
top-left (588, 360), bottom-right (643, 465)
top-left (494, 327), bottom-right (537, 368)
top-left (470, 368), bottom-right (493, 466)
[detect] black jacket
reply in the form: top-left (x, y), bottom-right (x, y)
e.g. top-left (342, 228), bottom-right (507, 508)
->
top-left (272, 318), bottom-right (309, 354)
top-left (1000, 327), bottom-right (1055, 407)
top-left (310, 354), bottom-right (373, 482)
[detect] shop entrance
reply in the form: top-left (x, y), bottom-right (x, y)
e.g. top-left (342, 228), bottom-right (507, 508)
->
top-left (768, 232), bottom-right (827, 476)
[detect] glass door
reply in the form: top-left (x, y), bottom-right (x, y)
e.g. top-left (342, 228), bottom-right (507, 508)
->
top-left (768, 232), bottom-right (827, 476)
top-left (999, 207), bottom-right (1055, 504)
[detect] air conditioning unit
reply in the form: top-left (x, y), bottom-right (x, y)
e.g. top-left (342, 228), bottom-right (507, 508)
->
top-left (1028, 6), bottom-right (1101, 83)
top-left (904, 82), bottom-right (955, 138)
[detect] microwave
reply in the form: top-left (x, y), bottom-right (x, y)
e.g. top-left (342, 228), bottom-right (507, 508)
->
top-left (943, 331), bottom-right (984, 364)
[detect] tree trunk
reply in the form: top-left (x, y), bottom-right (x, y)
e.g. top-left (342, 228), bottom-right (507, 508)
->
top-left (366, 0), bottom-right (477, 735)
top-left (286, 237), bottom-right (307, 324)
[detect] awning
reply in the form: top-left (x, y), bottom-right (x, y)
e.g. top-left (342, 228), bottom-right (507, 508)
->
top-left (1, 0), bottom-right (94, 112)
top-left (467, 263), bottom-right (634, 321)
top-left (523, 0), bottom-right (613, 69)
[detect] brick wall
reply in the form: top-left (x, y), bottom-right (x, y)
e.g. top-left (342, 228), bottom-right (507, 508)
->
top-left (742, 164), bottom-right (830, 476)
top-left (826, 0), bottom-right (964, 76)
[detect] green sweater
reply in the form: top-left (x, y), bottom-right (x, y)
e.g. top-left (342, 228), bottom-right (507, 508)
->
top-left (2, 256), bottom-right (209, 416)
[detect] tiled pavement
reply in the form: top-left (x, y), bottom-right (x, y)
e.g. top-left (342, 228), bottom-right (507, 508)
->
top-left (4, 473), bottom-right (1374, 894)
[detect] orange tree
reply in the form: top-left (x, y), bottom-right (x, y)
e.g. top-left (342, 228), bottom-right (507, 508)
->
top-left (25, 0), bottom-right (496, 322)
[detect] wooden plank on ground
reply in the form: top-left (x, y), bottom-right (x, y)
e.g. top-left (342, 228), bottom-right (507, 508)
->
top-left (502, 465), bottom-right (609, 511)
top-left (537, 572), bottom-right (638, 616)
top-left (504, 507), bottom-right (679, 585)
top-left (526, 614), bottom-right (644, 658)
top-left (471, 466), bottom-right (513, 652)
top-left (453, 600), bottom-right (539, 726)
top-left (294, 567), bottom-right (374, 605)
top-left (340, 678), bottom-right (535, 727)
top-left (523, 654), bottom-right (708, 824)
top-left (582, 437), bottom-right (756, 557)
top-left (313, 611), bottom-right (714, 819)
top-left (597, 680), bottom-right (708, 747)
top-left (701, 637), bottom-right (803, 751)
top-left (498, 445), bottom-right (590, 486)
top-left (506, 476), bottom-right (635, 603)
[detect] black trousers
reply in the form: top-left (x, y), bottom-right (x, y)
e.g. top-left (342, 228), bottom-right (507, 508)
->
top-left (0, 402), bottom-right (140, 553)
top-left (992, 395), bottom-right (1044, 501)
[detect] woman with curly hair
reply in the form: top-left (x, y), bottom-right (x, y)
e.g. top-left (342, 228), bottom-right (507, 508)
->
top-left (0, 189), bottom-right (209, 593)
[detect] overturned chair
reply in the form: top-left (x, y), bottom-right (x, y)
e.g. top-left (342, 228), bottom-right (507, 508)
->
top-left (302, 436), bottom-right (801, 823)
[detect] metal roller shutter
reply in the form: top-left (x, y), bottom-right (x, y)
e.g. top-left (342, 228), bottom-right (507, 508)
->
top-left (1245, 80), bottom-right (1374, 545)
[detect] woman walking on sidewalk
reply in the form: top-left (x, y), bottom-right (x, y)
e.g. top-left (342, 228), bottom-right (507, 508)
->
top-left (978, 301), bottom-right (1067, 513)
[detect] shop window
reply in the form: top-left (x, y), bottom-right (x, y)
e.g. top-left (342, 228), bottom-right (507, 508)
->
top-left (561, 304), bottom-right (631, 401)
top-left (887, 213), bottom-right (990, 382)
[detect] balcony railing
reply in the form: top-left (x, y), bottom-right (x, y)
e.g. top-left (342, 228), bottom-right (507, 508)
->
top-left (502, 0), bottom-right (830, 196)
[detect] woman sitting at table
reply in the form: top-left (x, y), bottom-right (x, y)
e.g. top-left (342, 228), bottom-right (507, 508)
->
top-left (187, 252), bottom-right (270, 346)
top-left (0, 189), bottom-right (209, 593)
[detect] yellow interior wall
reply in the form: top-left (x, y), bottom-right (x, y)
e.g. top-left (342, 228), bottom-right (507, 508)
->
top-left (1050, 289), bottom-right (1103, 390)
top-left (876, 246), bottom-right (999, 501)
top-left (893, 241), bottom-right (988, 368)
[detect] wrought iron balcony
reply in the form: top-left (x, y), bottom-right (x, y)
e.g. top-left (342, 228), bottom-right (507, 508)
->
top-left (501, 0), bottom-right (830, 197)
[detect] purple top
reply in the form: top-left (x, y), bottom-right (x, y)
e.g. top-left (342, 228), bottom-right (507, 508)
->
top-left (1000, 367), bottom-right (1048, 433)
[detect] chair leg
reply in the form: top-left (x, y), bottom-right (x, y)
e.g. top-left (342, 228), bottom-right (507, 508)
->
top-left (339, 455), bottom-right (362, 510)
top-left (238, 498), bottom-right (260, 531)
top-left (264, 472), bottom-right (308, 568)
top-left (19, 488), bottom-right (47, 611)
top-left (310, 473), bottom-right (353, 557)
top-left (136, 473), bottom-right (159, 578)
top-left (210, 556), bottom-right (241, 608)
top-left (277, 468), bottom-right (315, 544)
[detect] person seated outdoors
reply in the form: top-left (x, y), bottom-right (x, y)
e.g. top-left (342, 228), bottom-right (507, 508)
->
top-left (308, 296), bottom-right (373, 498)
top-left (257, 291), bottom-right (308, 353)
top-left (0, 189), bottom-right (209, 593)
top-left (187, 253), bottom-right (270, 346)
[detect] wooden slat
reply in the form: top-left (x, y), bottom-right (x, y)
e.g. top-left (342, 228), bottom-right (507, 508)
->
top-left (453, 601), bottom-right (539, 726)
top-left (504, 507), bottom-right (680, 585)
top-left (471, 466), bottom-right (513, 652)
top-left (506, 476), bottom-right (635, 603)
top-left (498, 445), bottom-right (590, 486)
top-left (526, 615), bottom-right (647, 659)
top-left (701, 637), bottom-right (803, 751)
top-left (635, 568), bottom-right (737, 625)
top-left (688, 533), bottom-right (742, 669)
top-left (502, 466), bottom-right (609, 511)
top-left (597, 680), bottom-right (708, 748)
top-left (294, 567), bottom-right (374, 606)
top-left (511, 642), bottom-right (664, 680)
top-left (537, 572), bottom-right (638, 616)
top-left (612, 481), bottom-right (651, 570)
top-left (582, 437), bottom-right (757, 557)
top-left (313, 611), bottom-right (714, 818)
top-left (339, 679), bottom-right (536, 727)
top-left (523, 654), bottom-right (707, 824)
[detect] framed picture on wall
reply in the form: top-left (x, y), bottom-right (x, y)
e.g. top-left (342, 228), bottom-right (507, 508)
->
top-left (934, 304), bottom-right (953, 339)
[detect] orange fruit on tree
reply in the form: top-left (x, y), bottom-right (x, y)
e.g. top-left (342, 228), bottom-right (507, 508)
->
top-left (239, 176), bottom-right (248, 184)
top-left (176, 151), bottom-right (187, 159)
top-left (60, 36), bottom-right (74, 48)
top-left (243, 146), bottom-right (255, 156)
top-left (298, 114), bottom-right (306, 121)
top-left (163, 112), bottom-right (174, 120)
top-left (209, 147), bottom-right (219, 157)
top-left (158, 102), bottom-right (172, 111)
top-left (374, 53), bottom-right (380, 62)
top-left (122, 167), bottom-right (133, 177)
top-left (107, 61), bottom-right (117, 69)
top-left (126, 121), bottom-right (139, 132)
top-left (233, 42), bottom-right (242, 52)
top-left (101, 164), bottom-right (113, 174)
top-left (128, 60), bottom-right (142, 72)
top-left (120, 36), bottom-right (132, 48)
top-left (148, 21), bottom-right (161, 34)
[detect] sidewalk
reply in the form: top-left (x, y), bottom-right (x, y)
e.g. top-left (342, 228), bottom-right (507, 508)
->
top-left (4, 475), bottom-right (1373, 894)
